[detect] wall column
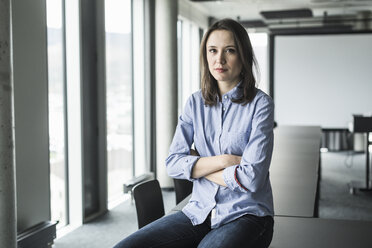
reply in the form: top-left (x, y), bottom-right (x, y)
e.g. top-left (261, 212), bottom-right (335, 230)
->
top-left (155, 0), bottom-right (178, 188)
top-left (12, 0), bottom-right (50, 232)
top-left (0, 0), bottom-right (17, 247)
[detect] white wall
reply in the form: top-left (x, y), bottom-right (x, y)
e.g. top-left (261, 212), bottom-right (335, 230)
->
top-left (12, 0), bottom-right (50, 231)
top-left (274, 33), bottom-right (372, 128)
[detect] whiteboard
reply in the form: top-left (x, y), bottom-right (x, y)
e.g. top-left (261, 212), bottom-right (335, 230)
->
top-left (274, 33), bottom-right (372, 128)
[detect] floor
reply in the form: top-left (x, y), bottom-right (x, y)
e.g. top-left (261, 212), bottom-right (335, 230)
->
top-left (53, 190), bottom-right (177, 248)
top-left (53, 151), bottom-right (372, 248)
top-left (318, 151), bottom-right (372, 221)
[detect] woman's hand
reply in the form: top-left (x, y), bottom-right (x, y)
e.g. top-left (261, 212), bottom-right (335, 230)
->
top-left (220, 154), bottom-right (242, 169)
top-left (191, 153), bottom-right (241, 179)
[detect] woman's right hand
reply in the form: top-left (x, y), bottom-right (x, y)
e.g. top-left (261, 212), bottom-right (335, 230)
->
top-left (220, 154), bottom-right (242, 168)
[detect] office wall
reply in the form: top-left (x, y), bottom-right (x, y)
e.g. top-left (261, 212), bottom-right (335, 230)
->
top-left (274, 33), bottom-right (372, 128)
top-left (12, 0), bottom-right (50, 232)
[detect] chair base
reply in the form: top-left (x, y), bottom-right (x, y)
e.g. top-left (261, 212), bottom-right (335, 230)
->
top-left (348, 180), bottom-right (372, 194)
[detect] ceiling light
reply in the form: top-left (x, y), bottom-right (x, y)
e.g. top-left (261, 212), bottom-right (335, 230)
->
top-left (260, 8), bottom-right (313, 19)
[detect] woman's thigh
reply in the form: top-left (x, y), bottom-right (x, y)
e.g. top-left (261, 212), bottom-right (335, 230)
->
top-left (197, 215), bottom-right (274, 248)
top-left (114, 211), bottom-right (210, 248)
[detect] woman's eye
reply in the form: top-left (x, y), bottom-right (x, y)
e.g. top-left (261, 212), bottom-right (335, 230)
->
top-left (226, 48), bottom-right (236, 54)
top-left (209, 49), bottom-right (217, 53)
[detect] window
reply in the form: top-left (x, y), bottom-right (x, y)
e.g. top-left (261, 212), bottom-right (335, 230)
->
top-left (177, 19), bottom-right (183, 117)
top-left (249, 32), bottom-right (269, 94)
top-left (105, 0), bottom-right (133, 204)
top-left (46, 0), bottom-right (68, 228)
top-left (178, 18), bottom-right (202, 114)
top-left (132, 0), bottom-right (147, 177)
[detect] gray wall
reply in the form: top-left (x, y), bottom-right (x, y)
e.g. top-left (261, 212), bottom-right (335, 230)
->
top-left (12, 0), bottom-right (50, 232)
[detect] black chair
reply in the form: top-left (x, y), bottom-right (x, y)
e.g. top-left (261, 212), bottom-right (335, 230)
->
top-left (173, 178), bottom-right (193, 204)
top-left (133, 179), bottom-right (165, 229)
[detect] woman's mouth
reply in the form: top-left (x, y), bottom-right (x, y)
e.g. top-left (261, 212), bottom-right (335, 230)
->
top-left (215, 68), bottom-right (227, 73)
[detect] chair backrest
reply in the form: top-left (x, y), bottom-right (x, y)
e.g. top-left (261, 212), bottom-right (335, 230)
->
top-left (133, 179), bottom-right (165, 229)
top-left (173, 178), bottom-right (193, 204)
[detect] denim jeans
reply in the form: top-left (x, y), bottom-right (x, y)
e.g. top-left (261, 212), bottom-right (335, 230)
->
top-left (113, 211), bottom-right (274, 248)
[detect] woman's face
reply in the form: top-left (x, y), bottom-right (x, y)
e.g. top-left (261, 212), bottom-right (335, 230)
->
top-left (206, 29), bottom-right (242, 86)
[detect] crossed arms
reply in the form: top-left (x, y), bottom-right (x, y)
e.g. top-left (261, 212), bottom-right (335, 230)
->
top-left (190, 149), bottom-right (241, 187)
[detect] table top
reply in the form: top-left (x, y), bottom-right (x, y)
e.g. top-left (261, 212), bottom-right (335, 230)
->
top-left (271, 125), bottom-right (322, 217)
top-left (270, 216), bottom-right (372, 248)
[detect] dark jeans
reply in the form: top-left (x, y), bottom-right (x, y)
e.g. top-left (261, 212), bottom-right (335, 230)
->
top-left (113, 211), bottom-right (274, 248)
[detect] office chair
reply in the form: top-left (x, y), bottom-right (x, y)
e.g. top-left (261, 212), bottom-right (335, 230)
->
top-left (173, 178), bottom-right (193, 204)
top-left (133, 179), bottom-right (165, 229)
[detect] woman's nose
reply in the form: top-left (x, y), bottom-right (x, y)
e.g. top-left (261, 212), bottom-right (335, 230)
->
top-left (216, 52), bottom-right (226, 64)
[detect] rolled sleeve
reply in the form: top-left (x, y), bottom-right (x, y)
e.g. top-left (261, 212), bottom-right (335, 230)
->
top-left (223, 165), bottom-right (244, 192)
top-left (165, 95), bottom-right (199, 182)
top-left (181, 155), bottom-right (200, 181)
top-left (166, 152), bottom-right (199, 182)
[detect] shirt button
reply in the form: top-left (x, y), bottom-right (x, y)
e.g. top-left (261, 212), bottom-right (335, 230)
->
top-left (223, 107), bottom-right (226, 111)
top-left (224, 95), bottom-right (228, 99)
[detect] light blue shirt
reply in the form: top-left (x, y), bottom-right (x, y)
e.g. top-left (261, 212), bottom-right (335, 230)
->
top-left (166, 84), bottom-right (274, 229)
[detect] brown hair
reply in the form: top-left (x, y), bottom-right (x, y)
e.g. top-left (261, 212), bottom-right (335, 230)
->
top-left (200, 18), bottom-right (258, 106)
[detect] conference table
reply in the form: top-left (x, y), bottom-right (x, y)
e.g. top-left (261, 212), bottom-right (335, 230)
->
top-left (270, 125), bottom-right (321, 217)
top-left (169, 125), bottom-right (372, 247)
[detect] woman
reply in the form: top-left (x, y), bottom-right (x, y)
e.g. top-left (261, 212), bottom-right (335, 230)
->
top-left (114, 18), bottom-right (274, 248)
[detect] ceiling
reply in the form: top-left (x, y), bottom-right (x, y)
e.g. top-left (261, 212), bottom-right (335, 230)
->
top-left (189, 0), bottom-right (372, 22)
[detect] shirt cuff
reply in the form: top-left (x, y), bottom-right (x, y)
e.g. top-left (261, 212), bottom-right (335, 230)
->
top-left (182, 155), bottom-right (200, 181)
top-left (223, 165), bottom-right (248, 192)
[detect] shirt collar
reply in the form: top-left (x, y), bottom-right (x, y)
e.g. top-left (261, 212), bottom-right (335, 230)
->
top-left (221, 81), bottom-right (243, 100)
